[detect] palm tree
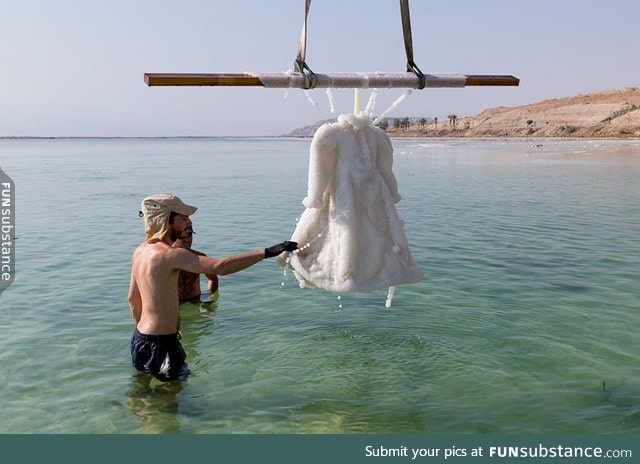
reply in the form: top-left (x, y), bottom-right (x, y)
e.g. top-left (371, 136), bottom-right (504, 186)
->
top-left (448, 114), bottom-right (458, 129)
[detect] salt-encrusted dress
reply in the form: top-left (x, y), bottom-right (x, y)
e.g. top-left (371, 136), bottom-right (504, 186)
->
top-left (280, 113), bottom-right (423, 292)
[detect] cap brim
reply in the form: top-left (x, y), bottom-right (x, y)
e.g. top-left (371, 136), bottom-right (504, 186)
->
top-left (176, 204), bottom-right (197, 216)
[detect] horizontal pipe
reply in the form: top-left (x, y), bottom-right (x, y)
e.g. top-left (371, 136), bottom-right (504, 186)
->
top-left (144, 72), bottom-right (519, 88)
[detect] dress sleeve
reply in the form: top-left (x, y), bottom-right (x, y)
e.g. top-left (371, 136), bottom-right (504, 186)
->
top-left (303, 123), bottom-right (338, 209)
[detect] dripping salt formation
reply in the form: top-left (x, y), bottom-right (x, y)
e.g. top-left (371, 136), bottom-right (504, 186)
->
top-left (279, 112), bottom-right (423, 294)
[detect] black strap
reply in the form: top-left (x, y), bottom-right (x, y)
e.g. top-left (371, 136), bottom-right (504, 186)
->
top-left (294, 0), bottom-right (317, 89)
top-left (293, 0), bottom-right (423, 90)
top-left (399, 0), bottom-right (425, 89)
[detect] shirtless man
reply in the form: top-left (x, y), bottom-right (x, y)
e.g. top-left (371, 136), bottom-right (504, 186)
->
top-left (129, 193), bottom-right (297, 381)
top-left (173, 230), bottom-right (219, 303)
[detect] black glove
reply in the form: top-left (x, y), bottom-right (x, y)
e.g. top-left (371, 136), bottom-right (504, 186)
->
top-left (264, 241), bottom-right (298, 258)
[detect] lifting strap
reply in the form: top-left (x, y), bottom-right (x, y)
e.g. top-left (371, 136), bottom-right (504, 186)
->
top-left (399, 0), bottom-right (426, 89)
top-left (294, 0), bottom-right (426, 90)
top-left (293, 0), bottom-right (317, 89)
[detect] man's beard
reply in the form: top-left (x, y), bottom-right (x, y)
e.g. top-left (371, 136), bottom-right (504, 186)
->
top-left (169, 226), bottom-right (184, 242)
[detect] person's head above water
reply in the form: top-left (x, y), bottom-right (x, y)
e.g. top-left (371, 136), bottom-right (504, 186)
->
top-left (173, 228), bottom-right (194, 250)
top-left (140, 193), bottom-right (197, 243)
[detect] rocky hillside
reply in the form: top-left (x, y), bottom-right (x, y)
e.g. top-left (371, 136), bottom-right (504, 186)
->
top-left (283, 119), bottom-right (336, 137)
top-left (394, 88), bottom-right (640, 138)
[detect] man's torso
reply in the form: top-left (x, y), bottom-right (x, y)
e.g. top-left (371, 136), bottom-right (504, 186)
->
top-left (132, 241), bottom-right (181, 334)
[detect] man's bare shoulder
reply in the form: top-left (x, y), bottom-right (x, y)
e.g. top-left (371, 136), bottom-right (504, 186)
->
top-left (190, 248), bottom-right (208, 258)
top-left (133, 241), bottom-right (189, 260)
top-left (133, 241), bottom-right (199, 275)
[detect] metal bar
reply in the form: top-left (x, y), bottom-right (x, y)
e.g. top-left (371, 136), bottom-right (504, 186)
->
top-left (144, 72), bottom-right (519, 88)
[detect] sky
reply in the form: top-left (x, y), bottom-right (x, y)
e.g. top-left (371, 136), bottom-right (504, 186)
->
top-left (0, 0), bottom-right (639, 137)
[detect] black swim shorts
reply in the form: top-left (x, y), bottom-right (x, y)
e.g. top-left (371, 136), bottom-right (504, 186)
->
top-left (131, 328), bottom-right (190, 381)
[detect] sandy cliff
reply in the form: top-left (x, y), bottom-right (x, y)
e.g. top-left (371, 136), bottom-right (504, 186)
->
top-left (391, 88), bottom-right (640, 138)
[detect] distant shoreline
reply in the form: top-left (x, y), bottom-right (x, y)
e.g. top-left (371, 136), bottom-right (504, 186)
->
top-left (3, 88), bottom-right (639, 141)
top-left (2, 134), bottom-right (639, 141)
top-left (0, 135), bottom-right (285, 140)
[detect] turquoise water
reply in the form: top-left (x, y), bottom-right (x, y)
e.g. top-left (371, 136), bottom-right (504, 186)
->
top-left (0, 137), bottom-right (639, 434)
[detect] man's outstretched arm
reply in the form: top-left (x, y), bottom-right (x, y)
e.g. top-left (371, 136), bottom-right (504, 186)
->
top-left (173, 241), bottom-right (298, 276)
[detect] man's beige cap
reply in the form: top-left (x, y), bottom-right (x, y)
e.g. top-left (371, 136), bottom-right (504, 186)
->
top-left (140, 194), bottom-right (197, 243)
top-left (141, 194), bottom-right (197, 217)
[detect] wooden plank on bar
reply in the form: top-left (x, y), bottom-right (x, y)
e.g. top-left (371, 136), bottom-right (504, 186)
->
top-left (144, 73), bottom-right (264, 87)
top-left (465, 75), bottom-right (520, 86)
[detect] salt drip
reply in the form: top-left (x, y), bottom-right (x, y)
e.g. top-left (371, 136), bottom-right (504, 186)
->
top-left (304, 90), bottom-right (318, 107)
top-left (279, 217), bottom-right (301, 289)
top-left (280, 256), bottom-right (291, 289)
top-left (384, 286), bottom-right (396, 308)
top-left (364, 89), bottom-right (378, 115)
top-left (326, 88), bottom-right (336, 113)
top-left (373, 89), bottom-right (412, 125)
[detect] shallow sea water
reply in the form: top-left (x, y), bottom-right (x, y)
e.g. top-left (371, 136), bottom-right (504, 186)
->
top-left (0, 137), bottom-right (639, 433)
